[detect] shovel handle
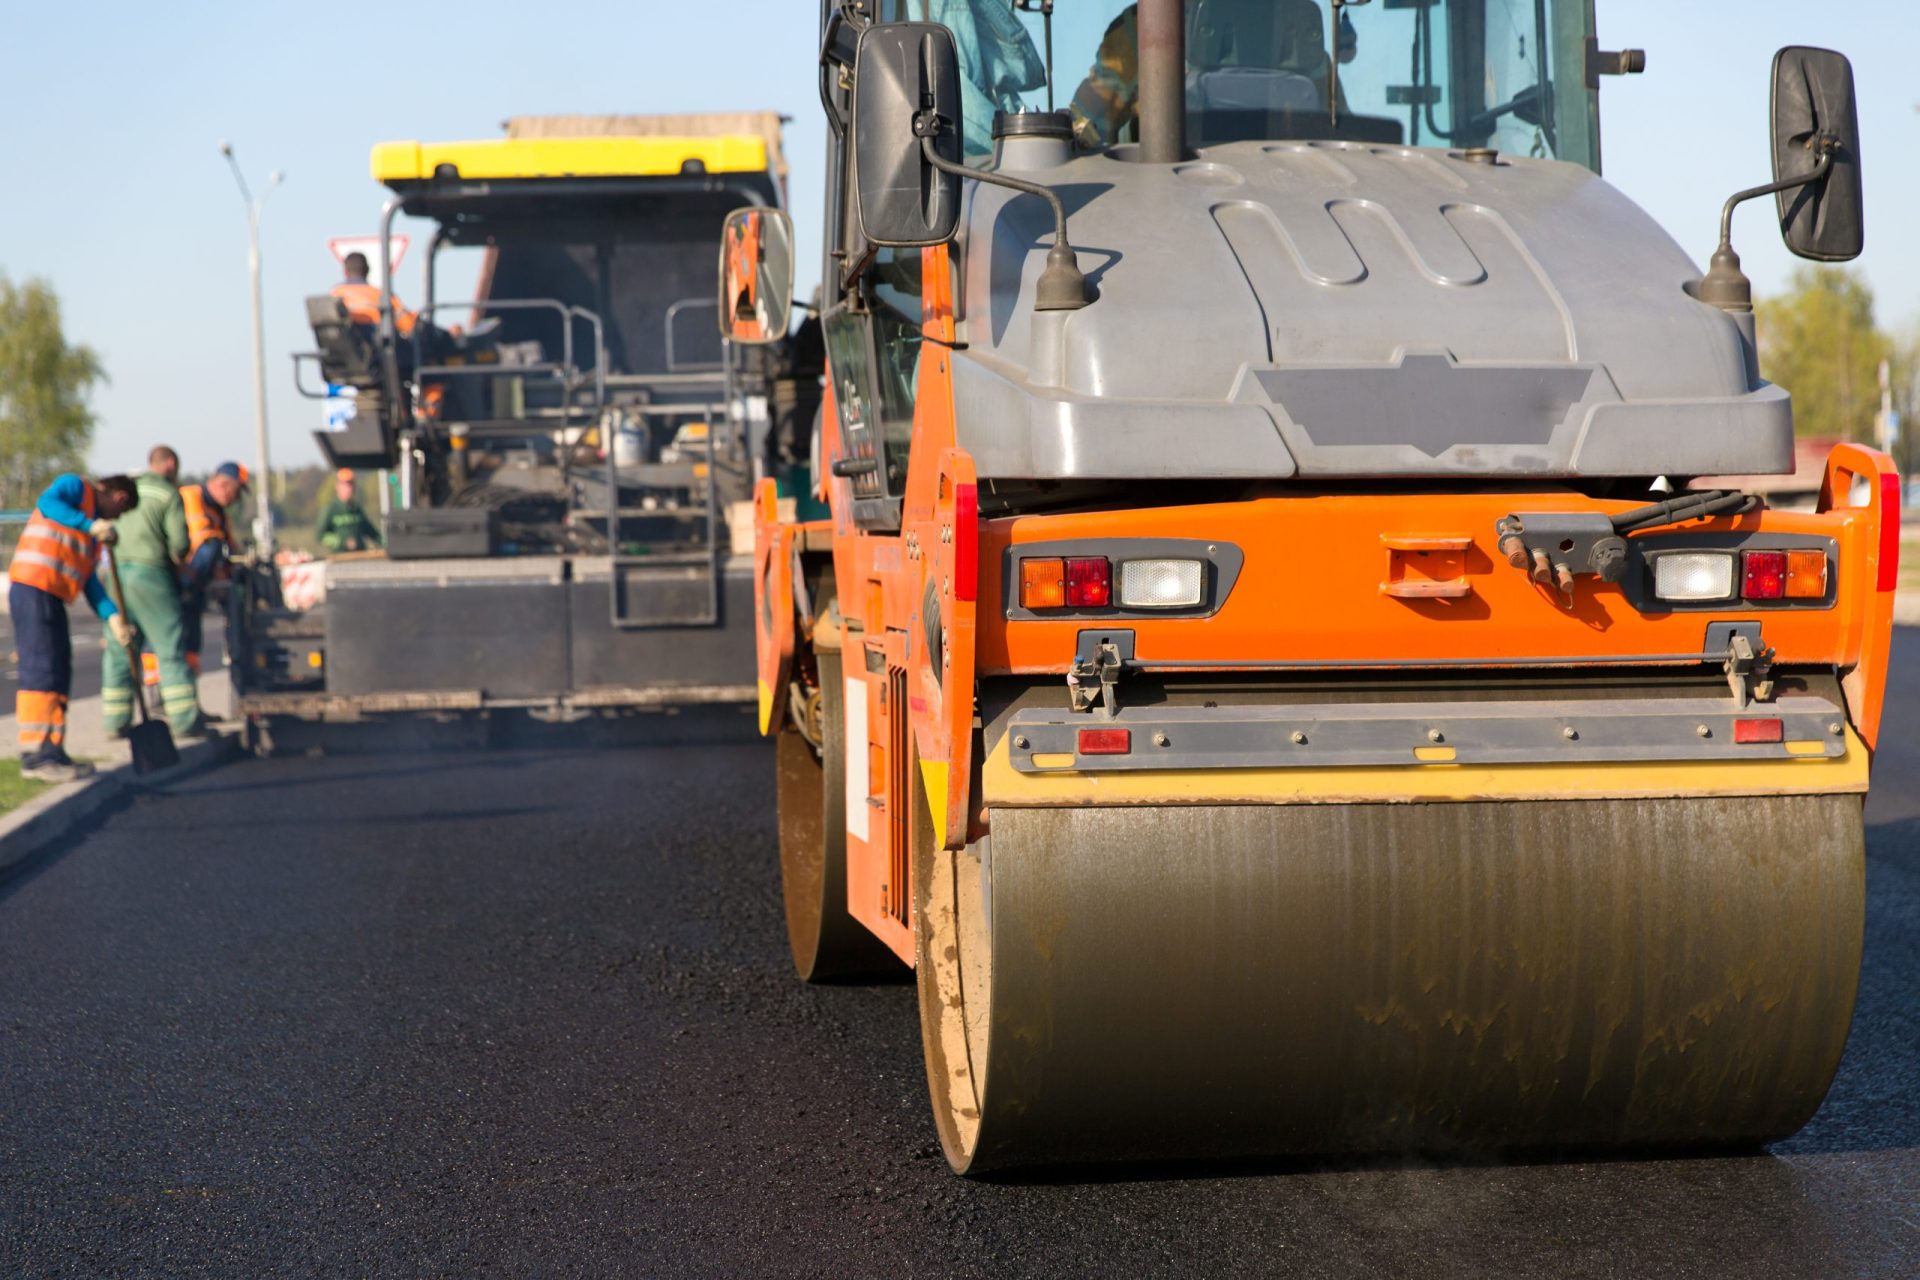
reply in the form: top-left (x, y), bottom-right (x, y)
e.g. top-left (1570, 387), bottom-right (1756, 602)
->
top-left (103, 545), bottom-right (152, 727)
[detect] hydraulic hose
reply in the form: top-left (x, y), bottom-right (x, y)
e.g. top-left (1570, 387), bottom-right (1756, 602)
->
top-left (1611, 489), bottom-right (1760, 534)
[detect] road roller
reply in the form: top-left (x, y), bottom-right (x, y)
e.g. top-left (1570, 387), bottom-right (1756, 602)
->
top-left (730, 0), bottom-right (1900, 1173)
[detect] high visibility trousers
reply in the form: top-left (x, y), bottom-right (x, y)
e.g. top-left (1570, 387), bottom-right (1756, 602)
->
top-left (102, 561), bottom-right (202, 736)
top-left (9, 580), bottom-right (71, 760)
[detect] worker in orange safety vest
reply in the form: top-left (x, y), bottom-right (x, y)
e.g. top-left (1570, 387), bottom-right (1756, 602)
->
top-left (331, 251), bottom-right (417, 336)
top-left (177, 462), bottom-right (249, 675)
top-left (7, 473), bottom-right (140, 781)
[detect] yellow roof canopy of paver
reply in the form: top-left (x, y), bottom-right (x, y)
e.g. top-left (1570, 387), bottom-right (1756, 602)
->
top-left (370, 135), bottom-right (771, 184)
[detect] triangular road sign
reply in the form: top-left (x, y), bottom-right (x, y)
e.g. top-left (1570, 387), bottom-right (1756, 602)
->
top-left (329, 235), bottom-right (411, 289)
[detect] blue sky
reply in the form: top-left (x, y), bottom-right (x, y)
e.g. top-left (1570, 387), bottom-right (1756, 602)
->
top-left (0, 1), bottom-right (1912, 475)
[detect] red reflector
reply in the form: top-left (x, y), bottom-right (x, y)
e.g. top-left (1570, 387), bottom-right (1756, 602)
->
top-left (1880, 473), bottom-right (1902, 592)
top-left (1077, 727), bottom-right (1131, 755)
top-left (1733, 718), bottom-right (1784, 744)
top-left (953, 482), bottom-right (978, 602)
top-left (1742, 550), bottom-right (1786, 600)
top-left (1065, 557), bottom-right (1111, 607)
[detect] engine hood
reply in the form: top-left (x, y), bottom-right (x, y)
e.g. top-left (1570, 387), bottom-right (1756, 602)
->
top-left (950, 140), bottom-right (1791, 481)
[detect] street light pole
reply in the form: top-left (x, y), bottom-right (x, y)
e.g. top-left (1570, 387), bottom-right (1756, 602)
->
top-left (220, 142), bottom-right (283, 556)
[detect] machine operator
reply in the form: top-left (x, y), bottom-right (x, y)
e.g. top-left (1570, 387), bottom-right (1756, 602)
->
top-left (1070, 0), bottom-right (1358, 148)
top-left (332, 251), bottom-right (417, 337)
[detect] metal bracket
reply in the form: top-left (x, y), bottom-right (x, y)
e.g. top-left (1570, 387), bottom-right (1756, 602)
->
top-left (1067, 630), bottom-right (1134, 718)
top-left (1495, 512), bottom-right (1629, 598)
top-left (1708, 622), bottom-right (1776, 706)
top-left (1586, 38), bottom-right (1647, 90)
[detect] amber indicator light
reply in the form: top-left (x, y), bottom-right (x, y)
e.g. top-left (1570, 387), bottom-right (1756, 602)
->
top-left (1019, 557), bottom-right (1066, 609)
top-left (1785, 549), bottom-right (1828, 599)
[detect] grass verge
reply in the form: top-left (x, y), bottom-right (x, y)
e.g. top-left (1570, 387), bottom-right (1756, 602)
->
top-left (0, 759), bottom-right (49, 817)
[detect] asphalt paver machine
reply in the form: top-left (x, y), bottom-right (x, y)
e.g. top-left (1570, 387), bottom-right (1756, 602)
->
top-left (236, 115), bottom-right (805, 741)
top-left (742, 0), bottom-right (1900, 1173)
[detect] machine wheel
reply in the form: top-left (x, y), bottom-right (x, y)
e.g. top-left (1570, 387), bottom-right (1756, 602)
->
top-left (915, 786), bottom-right (1865, 1175)
top-left (777, 650), bottom-right (897, 981)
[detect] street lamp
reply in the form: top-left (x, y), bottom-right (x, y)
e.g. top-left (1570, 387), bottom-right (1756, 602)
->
top-left (220, 141), bottom-right (283, 555)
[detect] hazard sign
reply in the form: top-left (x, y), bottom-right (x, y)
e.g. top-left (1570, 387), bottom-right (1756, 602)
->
top-left (328, 235), bottom-right (410, 289)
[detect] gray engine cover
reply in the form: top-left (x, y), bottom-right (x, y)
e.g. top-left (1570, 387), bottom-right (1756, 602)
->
top-left (952, 141), bottom-right (1790, 481)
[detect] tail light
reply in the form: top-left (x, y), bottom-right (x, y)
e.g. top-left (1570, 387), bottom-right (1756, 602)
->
top-left (1011, 543), bottom-right (1224, 615)
top-left (1733, 718), bottom-right (1784, 744)
top-left (1741, 551), bottom-right (1786, 600)
top-left (1065, 557), bottom-right (1111, 607)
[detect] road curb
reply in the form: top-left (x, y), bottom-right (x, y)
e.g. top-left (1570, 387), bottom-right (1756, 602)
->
top-left (0, 734), bottom-right (241, 877)
top-left (1896, 593), bottom-right (1919, 628)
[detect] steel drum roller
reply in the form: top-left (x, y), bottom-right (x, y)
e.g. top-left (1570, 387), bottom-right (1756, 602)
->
top-left (917, 795), bottom-right (1864, 1173)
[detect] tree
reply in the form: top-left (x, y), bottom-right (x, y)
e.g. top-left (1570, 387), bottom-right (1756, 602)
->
top-left (1890, 326), bottom-right (1920, 485)
top-left (0, 275), bottom-right (106, 509)
top-left (1756, 266), bottom-right (1892, 441)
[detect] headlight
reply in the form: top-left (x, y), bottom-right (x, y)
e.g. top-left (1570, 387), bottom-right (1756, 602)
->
top-left (1118, 559), bottom-right (1204, 608)
top-left (1653, 553), bottom-right (1735, 601)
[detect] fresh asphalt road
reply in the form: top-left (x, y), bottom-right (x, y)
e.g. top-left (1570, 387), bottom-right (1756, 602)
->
top-left (1, 636), bottom-right (1916, 1278)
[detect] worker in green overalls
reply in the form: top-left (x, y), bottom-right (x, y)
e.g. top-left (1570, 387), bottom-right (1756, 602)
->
top-left (103, 445), bottom-right (204, 739)
top-left (315, 469), bottom-right (383, 554)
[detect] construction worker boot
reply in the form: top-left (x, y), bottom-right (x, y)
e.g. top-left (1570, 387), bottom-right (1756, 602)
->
top-left (20, 751), bottom-right (95, 783)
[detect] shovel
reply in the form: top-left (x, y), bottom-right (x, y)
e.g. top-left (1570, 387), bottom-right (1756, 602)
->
top-left (104, 545), bottom-right (180, 775)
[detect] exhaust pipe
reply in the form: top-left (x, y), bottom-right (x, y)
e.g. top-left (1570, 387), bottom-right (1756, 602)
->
top-left (1137, 0), bottom-right (1186, 164)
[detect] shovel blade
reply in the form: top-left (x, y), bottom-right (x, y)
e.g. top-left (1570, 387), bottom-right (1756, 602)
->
top-left (128, 721), bottom-right (180, 775)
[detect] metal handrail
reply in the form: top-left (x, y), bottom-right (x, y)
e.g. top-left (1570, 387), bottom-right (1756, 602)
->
top-left (290, 352), bottom-right (334, 400)
top-left (664, 297), bottom-right (724, 374)
top-left (604, 394), bottom-right (737, 630)
top-left (409, 298), bottom-right (610, 418)
top-left (410, 297), bottom-right (578, 373)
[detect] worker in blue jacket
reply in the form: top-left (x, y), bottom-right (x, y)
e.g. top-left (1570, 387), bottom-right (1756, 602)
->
top-left (7, 473), bottom-right (139, 781)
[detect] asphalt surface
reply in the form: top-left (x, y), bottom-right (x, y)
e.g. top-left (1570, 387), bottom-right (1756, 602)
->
top-left (1, 636), bottom-right (1916, 1277)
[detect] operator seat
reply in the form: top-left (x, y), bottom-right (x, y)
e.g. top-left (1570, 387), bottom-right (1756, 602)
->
top-left (306, 295), bottom-right (379, 389)
top-left (1184, 0), bottom-right (1390, 142)
top-left (1190, 0), bottom-right (1328, 72)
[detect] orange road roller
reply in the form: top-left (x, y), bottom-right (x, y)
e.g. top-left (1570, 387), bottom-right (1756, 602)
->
top-left (728, 0), bottom-right (1899, 1173)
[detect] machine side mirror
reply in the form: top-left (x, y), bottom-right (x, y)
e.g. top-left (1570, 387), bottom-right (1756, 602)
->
top-left (717, 207), bottom-right (795, 345)
top-left (853, 22), bottom-right (964, 248)
top-left (1772, 46), bottom-right (1863, 262)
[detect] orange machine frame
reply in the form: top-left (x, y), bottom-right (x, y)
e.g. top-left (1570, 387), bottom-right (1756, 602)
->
top-left (756, 246), bottom-right (1902, 966)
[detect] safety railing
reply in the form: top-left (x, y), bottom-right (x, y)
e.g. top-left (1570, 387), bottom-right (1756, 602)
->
top-left (664, 297), bottom-right (724, 374)
top-left (412, 298), bottom-right (609, 419)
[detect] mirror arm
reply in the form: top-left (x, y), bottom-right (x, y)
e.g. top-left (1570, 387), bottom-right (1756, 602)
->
top-left (1700, 134), bottom-right (1836, 313)
top-left (914, 118), bottom-right (1090, 311)
top-left (1717, 139), bottom-right (1835, 248)
top-left (839, 243), bottom-right (878, 295)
